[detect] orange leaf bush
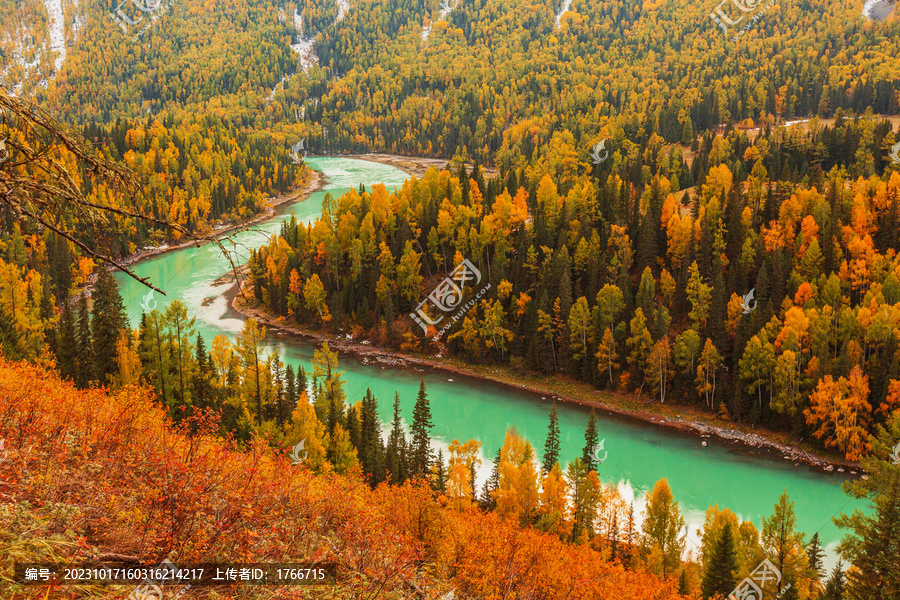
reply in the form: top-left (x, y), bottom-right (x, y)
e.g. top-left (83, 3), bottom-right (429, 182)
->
top-left (0, 359), bottom-right (682, 599)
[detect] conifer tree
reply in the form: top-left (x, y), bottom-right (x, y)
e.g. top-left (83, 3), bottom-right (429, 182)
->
top-left (762, 490), bottom-right (806, 591)
top-left (328, 423), bottom-right (358, 474)
top-left (837, 470), bottom-right (900, 599)
top-left (822, 561), bottom-right (845, 600)
top-left (385, 392), bottom-right (407, 484)
top-left (582, 408), bottom-right (599, 471)
top-left (806, 531), bottom-right (825, 581)
top-left (91, 269), bottom-right (130, 385)
top-left (542, 402), bottom-right (561, 473)
top-left (346, 404), bottom-right (361, 454)
top-left (678, 569), bottom-right (689, 596)
top-left (623, 501), bottom-right (636, 566)
top-left (139, 311), bottom-right (172, 406)
top-left (327, 394), bottom-right (339, 436)
top-left (55, 302), bottom-right (77, 382)
top-left (567, 457), bottom-right (601, 542)
top-left (0, 307), bottom-right (23, 360)
top-left (296, 364), bottom-right (308, 398)
top-left (75, 293), bottom-right (94, 389)
top-left (190, 333), bottom-right (215, 410)
top-left (480, 448), bottom-right (501, 510)
top-left (701, 523), bottom-right (739, 599)
top-left (434, 448), bottom-right (447, 493)
top-left (359, 388), bottom-right (386, 486)
top-left (285, 364), bottom-right (296, 408)
top-left (409, 379), bottom-right (433, 477)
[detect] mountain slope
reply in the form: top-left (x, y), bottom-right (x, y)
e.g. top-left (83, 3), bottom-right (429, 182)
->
top-left (0, 358), bottom-right (683, 599)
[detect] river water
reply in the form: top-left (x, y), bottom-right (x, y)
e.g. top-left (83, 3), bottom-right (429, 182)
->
top-left (114, 157), bottom-right (863, 567)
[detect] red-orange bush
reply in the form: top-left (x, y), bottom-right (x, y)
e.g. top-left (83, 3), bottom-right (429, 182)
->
top-left (0, 359), bottom-right (682, 599)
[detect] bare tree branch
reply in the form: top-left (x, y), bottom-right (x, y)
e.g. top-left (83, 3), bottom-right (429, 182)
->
top-left (0, 88), bottom-right (252, 301)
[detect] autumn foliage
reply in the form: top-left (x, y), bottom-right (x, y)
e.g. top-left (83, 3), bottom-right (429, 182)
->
top-left (0, 359), bottom-right (682, 599)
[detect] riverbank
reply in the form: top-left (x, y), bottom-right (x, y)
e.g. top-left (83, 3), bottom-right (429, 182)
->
top-left (118, 170), bottom-right (322, 270)
top-left (339, 153), bottom-right (499, 179)
top-left (79, 171), bottom-right (322, 299)
top-left (230, 291), bottom-right (861, 476)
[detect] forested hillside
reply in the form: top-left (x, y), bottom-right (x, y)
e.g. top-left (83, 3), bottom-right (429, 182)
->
top-left (0, 93), bottom-right (310, 383)
top-left (4, 0), bottom-right (899, 160)
top-left (247, 113), bottom-right (900, 462)
top-left (0, 359), bottom-right (689, 599)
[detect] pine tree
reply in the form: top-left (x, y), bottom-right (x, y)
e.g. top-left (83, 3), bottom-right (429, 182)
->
top-left (582, 408), bottom-right (599, 471)
top-left (409, 379), bottom-right (433, 477)
top-left (75, 293), bottom-right (94, 389)
top-left (91, 269), bottom-right (130, 385)
top-left (623, 501), bottom-right (636, 566)
top-left (190, 333), bottom-right (215, 410)
top-left (542, 402), bottom-right (561, 473)
top-left (480, 448), bottom-right (501, 510)
top-left (346, 404), bottom-right (361, 454)
top-left (762, 490), bottom-right (806, 591)
top-left (568, 457), bottom-right (601, 542)
top-left (0, 307), bottom-right (23, 360)
top-left (807, 531), bottom-right (825, 581)
top-left (838, 470), bottom-right (900, 599)
top-left (682, 119), bottom-right (694, 145)
top-left (139, 311), bottom-right (172, 406)
top-left (385, 392), bottom-right (407, 485)
top-left (434, 448), bottom-right (447, 492)
top-left (327, 394), bottom-right (339, 436)
top-left (296, 364), bottom-right (308, 398)
top-left (360, 388), bottom-right (385, 486)
top-left (285, 364), bottom-right (296, 408)
top-left (822, 561), bottom-right (845, 600)
top-left (678, 569), bottom-right (689, 596)
top-left (55, 302), bottom-right (78, 382)
top-left (700, 523), bottom-right (739, 599)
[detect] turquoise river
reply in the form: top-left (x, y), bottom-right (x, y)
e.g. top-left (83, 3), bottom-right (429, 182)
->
top-left (114, 157), bottom-right (865, 567)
